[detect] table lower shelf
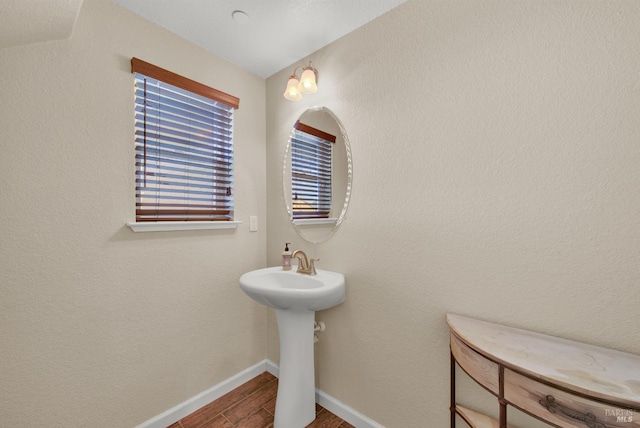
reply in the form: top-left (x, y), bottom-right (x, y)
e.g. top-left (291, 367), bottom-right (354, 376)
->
top-left (456, 405), bottom-right (516, 428)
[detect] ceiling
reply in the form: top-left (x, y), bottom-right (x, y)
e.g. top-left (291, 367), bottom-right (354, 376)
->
top-left (111, 0), bottom-right (407, 78)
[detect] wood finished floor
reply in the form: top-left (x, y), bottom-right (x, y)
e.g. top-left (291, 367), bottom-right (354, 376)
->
top-left (168, 372), bottom-right (355, 428)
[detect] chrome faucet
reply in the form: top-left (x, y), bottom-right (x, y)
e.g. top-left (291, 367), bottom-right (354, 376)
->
top-left (291, 250), bottom-right (319, 275)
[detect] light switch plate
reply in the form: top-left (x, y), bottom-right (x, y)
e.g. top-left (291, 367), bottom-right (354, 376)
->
top-left (249, 216), bottom-right (258, 232)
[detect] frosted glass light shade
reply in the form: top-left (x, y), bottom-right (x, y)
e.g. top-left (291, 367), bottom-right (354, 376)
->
top-left (298, 68), bottom-right (317, 94)
top-left (284, 77), bottom-right (303, 101)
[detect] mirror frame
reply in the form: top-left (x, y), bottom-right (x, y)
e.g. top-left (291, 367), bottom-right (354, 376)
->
top-left (282, 106), bottom-right (353, 244)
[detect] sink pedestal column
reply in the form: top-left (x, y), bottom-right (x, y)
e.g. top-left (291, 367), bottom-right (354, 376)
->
top-left (274, 308), bottom-right (316, 428)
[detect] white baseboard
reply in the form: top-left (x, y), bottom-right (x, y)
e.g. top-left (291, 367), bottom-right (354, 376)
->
top-left (135, 360), bottom-right (269, 428)
top-left (315, 388), bottom-right (386, 428)
top-left (265, 358), bottom-right (279, 377)
top-left (136, 359), bottom-right (384, 428)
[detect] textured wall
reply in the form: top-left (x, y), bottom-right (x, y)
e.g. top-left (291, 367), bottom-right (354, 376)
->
top-left (266, 1), bottom-right (640, 426)
top-left (0, 0), bottom-right (267, 426)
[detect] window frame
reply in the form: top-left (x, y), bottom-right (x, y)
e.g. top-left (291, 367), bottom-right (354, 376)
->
top-left (127, 58), bottom-right (241, 232)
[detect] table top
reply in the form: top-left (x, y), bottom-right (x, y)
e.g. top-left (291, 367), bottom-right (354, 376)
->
top-left (446, 313), bottom-right (640, 408)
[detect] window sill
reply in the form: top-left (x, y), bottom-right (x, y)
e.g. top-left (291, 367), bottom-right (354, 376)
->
top-left (293, 218), bottom-right (338, 226)
top-left (127, 221), bottom-right (242, 233)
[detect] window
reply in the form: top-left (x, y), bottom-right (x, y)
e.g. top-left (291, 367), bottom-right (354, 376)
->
top-left (290, 121), bottom-right (335, 219)
top-left (131, 58), bottom-right (239, 222)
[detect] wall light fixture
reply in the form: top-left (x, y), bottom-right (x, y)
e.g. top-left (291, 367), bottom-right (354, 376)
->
top-left (283, 61), bottom-right (318, 101)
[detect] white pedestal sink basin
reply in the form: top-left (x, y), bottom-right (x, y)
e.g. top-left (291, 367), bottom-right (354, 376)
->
top-left (239, 266), bottom-right (345, 428)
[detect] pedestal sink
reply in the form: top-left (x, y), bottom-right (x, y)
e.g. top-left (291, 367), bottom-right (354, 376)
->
top-left (239, 266), bottom-right (345, 428)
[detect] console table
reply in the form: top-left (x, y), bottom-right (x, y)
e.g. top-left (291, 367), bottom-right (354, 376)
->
top-left (447, 313), bottom-right (640, 428)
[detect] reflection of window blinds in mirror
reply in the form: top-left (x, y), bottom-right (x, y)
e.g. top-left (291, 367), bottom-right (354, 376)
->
top-left (291, 121), bottom-right (336, 219)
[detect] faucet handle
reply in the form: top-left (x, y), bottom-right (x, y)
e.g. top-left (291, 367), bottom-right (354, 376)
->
top-left (309, 258), bottom-right (319, 275)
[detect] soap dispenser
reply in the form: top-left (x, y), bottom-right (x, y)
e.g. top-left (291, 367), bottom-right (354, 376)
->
top-left (282, 243), bottom-right (292, 271)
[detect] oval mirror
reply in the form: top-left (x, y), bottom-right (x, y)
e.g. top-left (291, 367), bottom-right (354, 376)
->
top-left (283, 106), bottom-right (352, 244)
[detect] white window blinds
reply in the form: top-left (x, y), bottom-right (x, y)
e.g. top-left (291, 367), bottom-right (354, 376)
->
top-left (291, 121), bottom-right (335, 219)
top-left (131, 58), bottom-right (239, 222)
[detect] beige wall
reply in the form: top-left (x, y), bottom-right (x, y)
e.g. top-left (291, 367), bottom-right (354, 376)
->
top-left (0, 0), bottom-right (267, 426)
top-left (266, 0), bottom-right (640, 426)
top-left (2, 0), bottom-right (639, 427)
